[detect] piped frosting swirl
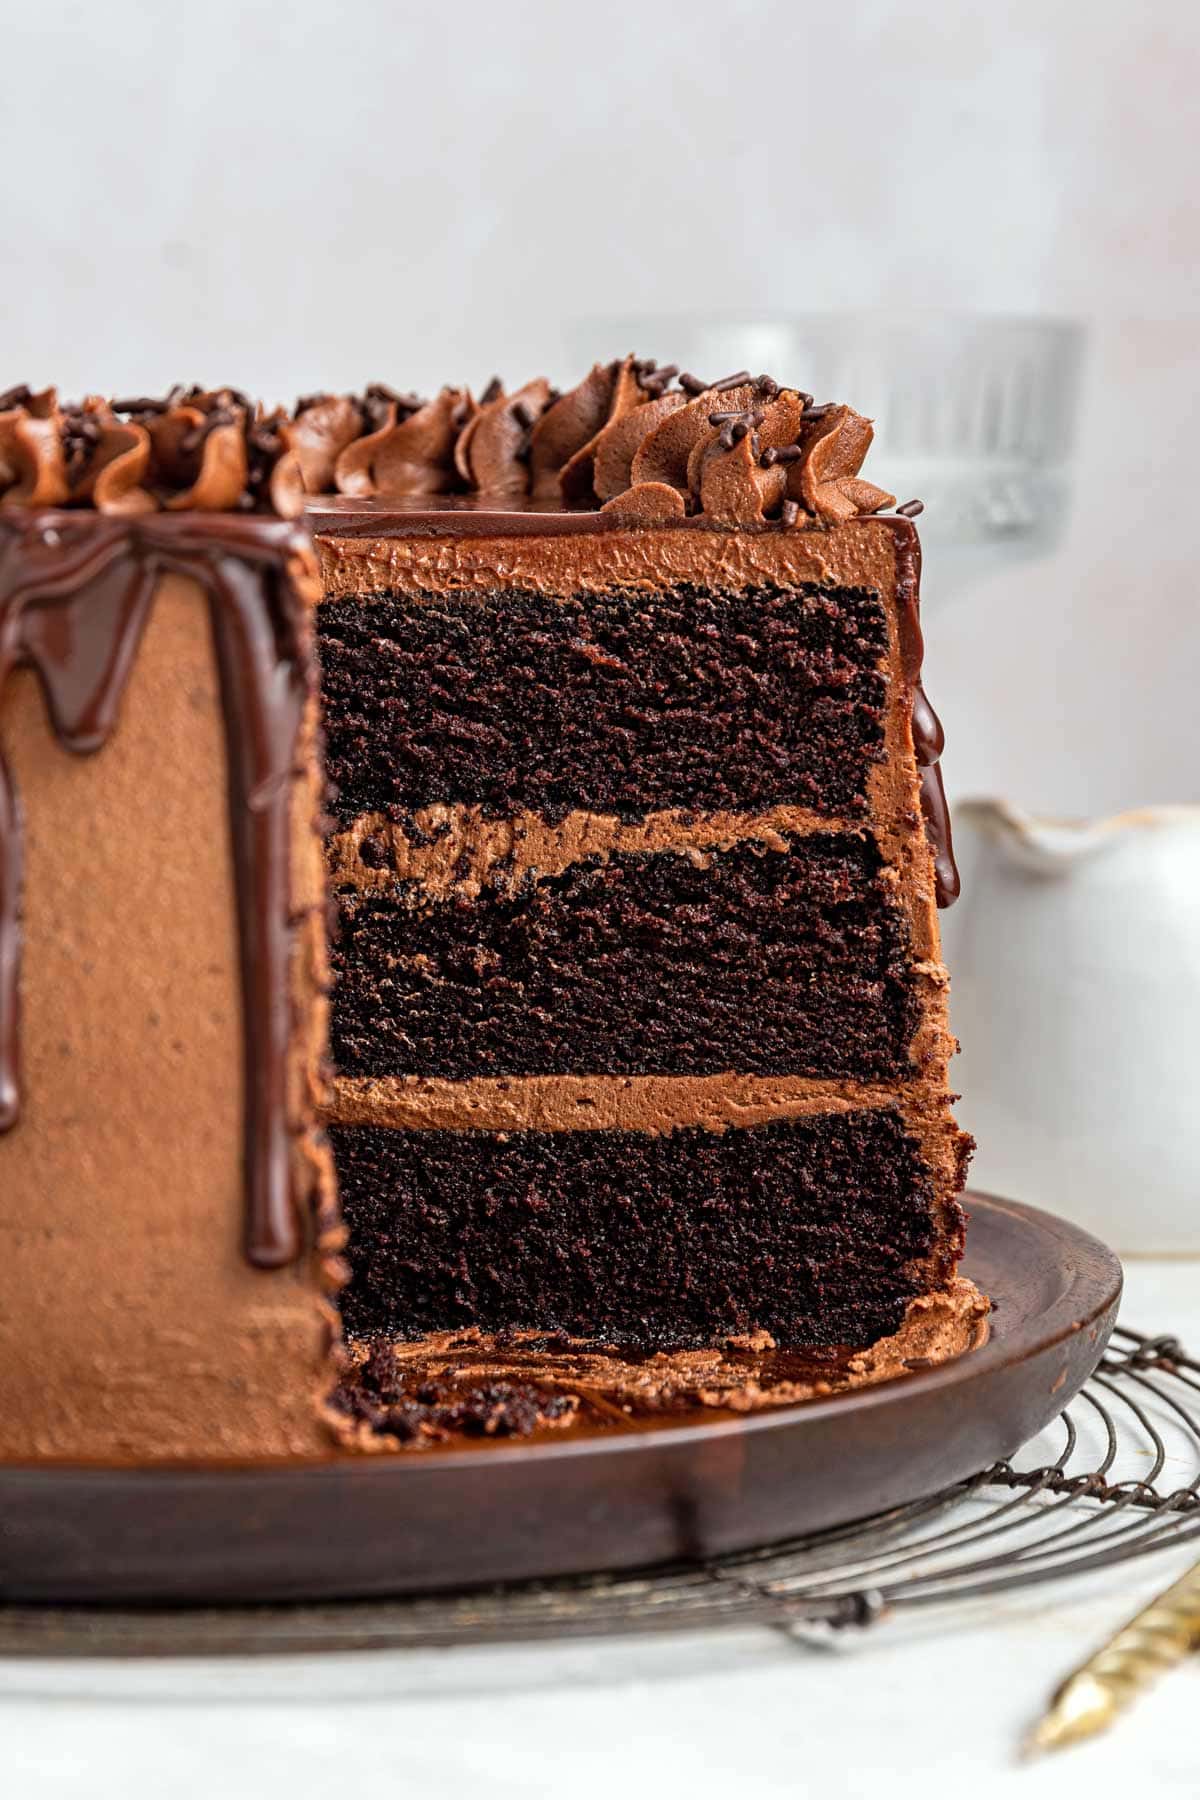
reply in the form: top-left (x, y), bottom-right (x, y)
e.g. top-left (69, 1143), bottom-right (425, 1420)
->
top-left (0, 384), bottom-right (305, 518)
top-left (0, 363), bottom-right (897, 527)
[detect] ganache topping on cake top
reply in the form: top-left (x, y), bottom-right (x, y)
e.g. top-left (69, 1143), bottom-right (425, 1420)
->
top-left (0, 362), bottom-right (897, 526)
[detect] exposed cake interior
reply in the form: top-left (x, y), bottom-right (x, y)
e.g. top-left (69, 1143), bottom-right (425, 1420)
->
top-left (315, 512), bottom-right (974, 1399)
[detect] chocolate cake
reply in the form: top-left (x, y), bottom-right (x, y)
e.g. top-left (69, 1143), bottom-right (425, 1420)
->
top-left (0, 366), bottom-right (979, 1462)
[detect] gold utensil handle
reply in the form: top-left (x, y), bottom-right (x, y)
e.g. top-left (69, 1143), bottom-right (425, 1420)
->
top-left (1029, 1557), bottom-right (1200, 1753)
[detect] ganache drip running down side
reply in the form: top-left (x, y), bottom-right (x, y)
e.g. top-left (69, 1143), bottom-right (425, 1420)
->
top-left (0, 510), bottom-right (317, 1268)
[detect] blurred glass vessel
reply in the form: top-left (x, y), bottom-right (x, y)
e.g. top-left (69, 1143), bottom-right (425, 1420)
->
top-left (563, 314), bottom-right (1084, 608)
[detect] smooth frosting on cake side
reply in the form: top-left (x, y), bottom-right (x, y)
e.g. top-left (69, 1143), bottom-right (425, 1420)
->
top-left (0, 558), bottom-right (340, 1461)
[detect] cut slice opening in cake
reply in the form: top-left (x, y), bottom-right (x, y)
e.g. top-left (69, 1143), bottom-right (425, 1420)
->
top-left (309, 487), bottom-right (981, 1446)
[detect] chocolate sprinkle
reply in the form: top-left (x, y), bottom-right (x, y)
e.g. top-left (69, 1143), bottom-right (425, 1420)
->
top-left (678, 372), bottom-right (708, 396)
top-left (635, 360), bottom-right (679, 395)
top-left (364, 381), bottom-right (408, 408)
top-left (711, 370), bottom-right (753, 393)
top-left (178, 406), bottom-right (240, 457)
top-left (781, 498), bottom-right (800, 527)
top-left (361, 383), bottom-right (424, 430)
top-left (109, 395), bottom-right (169, 416)
top-left (710, 407), bottom-right (765, 431)
top-left (896, 499), bottom-right (925, 518)
top-left (60, 408), bottom-right (104, 481)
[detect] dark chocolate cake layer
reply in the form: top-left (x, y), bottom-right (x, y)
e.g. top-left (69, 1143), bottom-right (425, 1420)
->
top-left (331, 1112), bottom-right (938, 1349)
top-left (330, 831), bottom-right (920, 1080)
top-left (317, 582), bottom-right (889, 825)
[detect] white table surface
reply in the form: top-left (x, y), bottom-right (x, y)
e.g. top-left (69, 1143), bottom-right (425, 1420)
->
top-left (3, 1259), bottom-right (1197, 1800)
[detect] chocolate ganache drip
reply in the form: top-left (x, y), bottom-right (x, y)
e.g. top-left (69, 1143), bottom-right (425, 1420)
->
top-left (890, 522), bottom-right (960, 907)
top-left (0, 509), bottom-right (320, 1266)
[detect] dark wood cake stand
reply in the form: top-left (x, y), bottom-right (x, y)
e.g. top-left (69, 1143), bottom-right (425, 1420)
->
top-left (0, 1193), bottom-right (1121, 1605)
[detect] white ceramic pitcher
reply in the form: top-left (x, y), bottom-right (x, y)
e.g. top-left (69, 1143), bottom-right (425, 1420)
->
top-left (939, 800), bottom-right (1200, 1253)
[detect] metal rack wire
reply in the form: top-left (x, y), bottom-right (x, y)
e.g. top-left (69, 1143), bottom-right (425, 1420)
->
top-left (3, 1323), bottom-right (1199, 1657)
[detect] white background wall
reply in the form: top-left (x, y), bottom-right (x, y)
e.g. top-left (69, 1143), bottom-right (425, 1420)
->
top-left (3, 0), bottom-right (1196, 813)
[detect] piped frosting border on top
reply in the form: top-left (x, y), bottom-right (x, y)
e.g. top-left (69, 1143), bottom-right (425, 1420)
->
top-left (0, 362), bottom-right (896, 527)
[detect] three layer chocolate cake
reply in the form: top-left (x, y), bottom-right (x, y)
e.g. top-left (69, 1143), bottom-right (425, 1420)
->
top-left (0, 364), bottom-right (979, 1462)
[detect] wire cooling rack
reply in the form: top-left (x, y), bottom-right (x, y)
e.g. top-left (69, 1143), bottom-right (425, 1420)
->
top-left (3, 1323), bottom-right (1199, 1657)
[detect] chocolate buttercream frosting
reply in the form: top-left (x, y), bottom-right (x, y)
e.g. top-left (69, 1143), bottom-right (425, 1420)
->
top-left (453, 377), bottom-right (553, 494)
top-left (791, 404), bottom-right (896, 524)
top-left (528, 357), bottom-right (643, 500)
top-left (0, 361), bottom-right (896, 527)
